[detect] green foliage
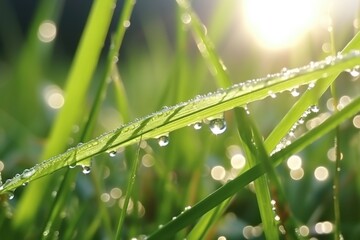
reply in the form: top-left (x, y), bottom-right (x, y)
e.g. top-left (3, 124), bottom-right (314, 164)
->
top-left (0, 0), bottom-right (360, 239)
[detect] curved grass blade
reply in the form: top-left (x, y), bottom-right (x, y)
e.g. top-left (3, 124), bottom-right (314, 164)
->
top-left (147, 90), bottom-right (360, 239)
top-left (0, 52), bottom-right (360, 194)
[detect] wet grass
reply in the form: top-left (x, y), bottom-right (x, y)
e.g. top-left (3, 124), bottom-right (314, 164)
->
top-left (0, 0), bottom-right (360, 239)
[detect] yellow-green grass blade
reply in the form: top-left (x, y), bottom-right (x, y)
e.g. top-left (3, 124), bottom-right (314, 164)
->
top-left (12, 0), bottom-right (117, 229)
top-left (1, 52), bottom-right (359, 194)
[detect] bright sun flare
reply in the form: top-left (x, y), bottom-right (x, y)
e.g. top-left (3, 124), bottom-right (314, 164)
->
top-left (243, 0), bottom-right (326, 50)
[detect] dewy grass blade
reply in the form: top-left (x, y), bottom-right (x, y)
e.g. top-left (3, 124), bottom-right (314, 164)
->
top-left (265, 30), bottom-right (360, 153)
top-left (0, 52), bottom-right (360, 193)
top-left (147, 92), bottom-right (360, 239)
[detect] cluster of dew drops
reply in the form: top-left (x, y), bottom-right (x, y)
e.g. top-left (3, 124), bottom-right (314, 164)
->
top-left (154, 117), bottom-right (227, 148)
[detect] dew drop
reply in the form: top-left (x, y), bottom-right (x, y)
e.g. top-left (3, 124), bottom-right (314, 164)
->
top-left (310, 105), bottom-right (320, 113)
top-left (290, 88), bottom-right (300, 97)
top-left (181, 13), bottom-right (191, 24)
top-left (8, 192), bottom-right (14, 200)
top-left (308, 82), bottom-right (316, 90)
top-left (268, 91), bottom-right (277, 98)
top-left (298, 118), bottom-right (305, 125)
top-left (193, 122), bottom-right (202, 130)
top-left (158, 135), bottom-right (169, 147)
top-left (209, 118), bottom-right (227, 135)
top-left (109, 151), bottom-right (117, 157)
top-left (69, 163), bottom-right (76, 169)
top-left (21, 168), bottom-right (35, 179)
top-left (82, 166), bottom-right (91, 175)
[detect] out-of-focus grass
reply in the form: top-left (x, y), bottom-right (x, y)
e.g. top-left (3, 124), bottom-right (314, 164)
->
top-left (0, 0), bottom-right (360, 239)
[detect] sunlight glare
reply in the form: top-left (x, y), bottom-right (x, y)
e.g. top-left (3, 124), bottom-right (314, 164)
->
top-left (242, 0), bottom-right (324, 49)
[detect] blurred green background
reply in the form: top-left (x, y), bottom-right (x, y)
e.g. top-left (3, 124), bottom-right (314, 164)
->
top-left (1, 0), bottom-right (360, 239)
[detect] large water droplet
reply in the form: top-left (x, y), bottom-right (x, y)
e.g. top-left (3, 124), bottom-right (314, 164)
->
top-left (158, 135), bottom-right (169, 147)
top-left (290, 88), bottom-right (300, 97)
top-left (193, 122), bottom-right (202, 130)
top-left (21, 168), bottom-right (35, 179)
top-left (82, 166), bottom-right (91, 175)
top-left (8, 192), bottom-right (14, 200)
top-left (109, 151), bottom-right (117, 157)
top-left (209, 118), bottom-right (227, 135)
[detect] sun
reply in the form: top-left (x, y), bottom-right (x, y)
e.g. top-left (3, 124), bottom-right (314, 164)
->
top-left (242, 0), bottom-right (326, 50)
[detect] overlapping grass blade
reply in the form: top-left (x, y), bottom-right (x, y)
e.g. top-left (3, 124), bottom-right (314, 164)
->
top-left (147, 88), bottom-right (360, 239)
top-left (0, 51), bottom-right (360, 194)
top-left (265, 31), bottom-right (360, 153)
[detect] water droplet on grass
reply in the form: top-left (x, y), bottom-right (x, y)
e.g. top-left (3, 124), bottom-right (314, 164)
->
top-left (109, 151), bottom-right (117, 157)
top-left (181, 13), bottom-right (192, 24)
top-left (308, 82), bottom-right (316, 90)
top-left (158, 135), bottom-right (169, 147)
top-left (82, 166), bottom-right (91, 174)
top-left (311, 105), bottom-right (320, 113)
top-left (21, 168), bottom-right (35, 179)
top-left (209, 118), bottom-right (227, 135)
top-left (268, 91), bottom-right (277, 98)
top-left (290, 88), bottom-right (300, 97)
top-left (69, 164), bottom-right (76, 169)
top-left (193, 122), bottom-right (202, 130)
top-left (348, 67), bottom-right (360, 77)
top-left (8, 192), bottom-right (14, 200)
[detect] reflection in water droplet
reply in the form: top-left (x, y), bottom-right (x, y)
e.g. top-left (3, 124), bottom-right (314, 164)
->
top-left (109, 151), bottom-right (117, 157)
top-left (82, 166), bottom-right (91, 175)
top-left (209, 118), bottom-right (227, 135)
top-left (158, 135), bottom-right (169, 147)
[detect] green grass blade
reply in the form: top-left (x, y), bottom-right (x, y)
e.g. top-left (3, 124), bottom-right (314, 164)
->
top-left (12, 0), bottom-right (117, 229)
top-left (234, 108), bottom-right (279, 240)
top-left (147, 92), bottom-right (360, 239)
top-left (115, 140), bottom-right (141, 239)
top-left (1, 52), bottom-right (360, 193)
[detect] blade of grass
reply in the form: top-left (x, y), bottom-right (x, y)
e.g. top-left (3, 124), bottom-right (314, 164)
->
top-left (41, 0), bottom-right (136, 237)
top-left (10, 0), bottom-right (64, 130)
top-left (235, 108), bottom-right (301, 239)
top-left (1, 52), bottom-right (360, 193)
top-left (115, 138), bottom-right (142, 239)
top-left (328, 17), bottom-right (342, 240)
top-left (12, 0), bottom-right (117, 230)
top-left (235, 108), bottom-right (279, 240)
top-left (147, 92), bottom-right (360, 239)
